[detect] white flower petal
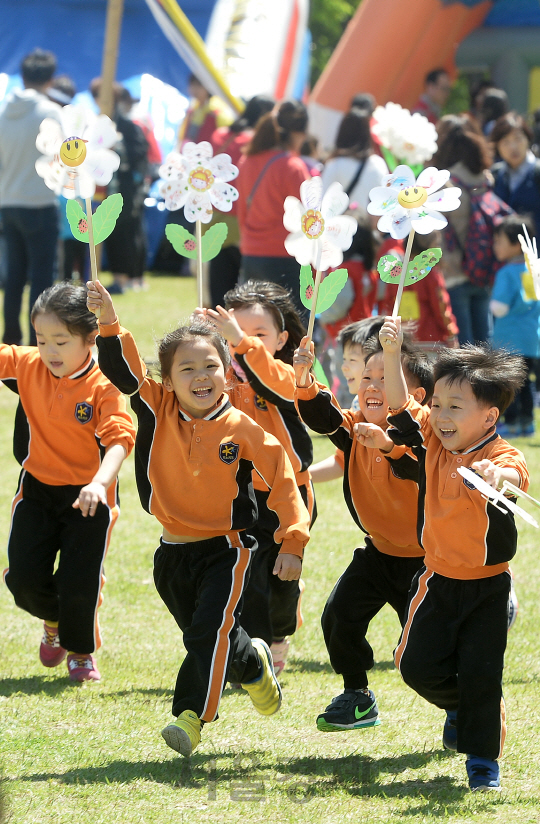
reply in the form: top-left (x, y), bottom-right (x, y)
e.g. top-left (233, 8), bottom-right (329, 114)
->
top-left (185, 191), bottom-right (213, 223)
top-left (324, 216), bottom-right (357, 252)
top-left (183, 141), bottom-right (214, 165)
top-left (209, 182), bottom-right (239, 212)
top-left (416, 167), bottom-right (450, 194)
top-left (83, 148), bottom-right (120, 186)
top-left (208, 153), bottom-right (239, 182)
top-left (381, 165), bottom-right (416, 191)
top-left (59, 105), bottom-right (92, 140)
top-left (299, 177), bottom-right (323, 211)
top-left (321, 181), bottom-right (349, 219)
top-left (69, 169), bottom-right (96, 200)
top-left (283, 197), bottom-right (303, 232)
top-left (378, 209), bottom-right (412, 239)
top-left (426, 187), bottom-right (462, 212)
top-left (367, 186), bottom-right (400, 215)
top-left (159, 152), bottom-right (189, 182)
top-left (86, 115), bottom-right (120, 151)
top-left (320, 237), bottom-right (344, 271)
top-left (36, 118), bottom-right (63, 156)
top-left (284, 232), bottom-right (317, 266)
top-left (35, 156), bottom-right (66, 194)
top-left (159, 181), bottom-right (189, 211)
top-left (410, 210), bottom-right (448, 233)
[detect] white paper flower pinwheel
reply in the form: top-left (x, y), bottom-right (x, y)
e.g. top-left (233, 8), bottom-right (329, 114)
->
top-left (283, 178), bottom-right (357, 271)
top-left (35, 105), bottom-right (120, 200)
top-left (371, 103), bottom-right (438, 167)
top-left (367, 165), bottom-right (462, 239)
top-left (159, 141), bottom-right (239, 224)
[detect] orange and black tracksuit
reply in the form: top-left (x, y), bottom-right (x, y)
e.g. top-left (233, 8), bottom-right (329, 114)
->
top-left (389, 396), bottom-right (529, 760)
top-left (228, 334), bottom-right (315, 645)
top-left (96, 320), bottom-right (310, 722)
top-left (0, 345), bottom-right (135, 654)
top-left (295, 379), bottom-right (424, 690)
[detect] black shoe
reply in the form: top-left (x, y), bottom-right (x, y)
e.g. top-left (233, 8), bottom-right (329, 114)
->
top-left (316, 688), bottom-right (381, 732)
top-left (442, 710), bottom-right (457, 751)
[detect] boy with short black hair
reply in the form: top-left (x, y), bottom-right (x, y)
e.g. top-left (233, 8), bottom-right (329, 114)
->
top-left (490, 213), bottom-right (540, 437)
top-left (293, 335), bottom-right (433, 732)
top-left (380, 316), bottom-right (528, 791)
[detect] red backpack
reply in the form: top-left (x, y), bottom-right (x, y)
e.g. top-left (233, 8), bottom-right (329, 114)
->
top-left (444, 177), bottom-right (514, 288)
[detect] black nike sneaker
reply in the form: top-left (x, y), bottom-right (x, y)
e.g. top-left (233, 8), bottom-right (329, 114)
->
top-left (316, 688), bottom-right (381, 732)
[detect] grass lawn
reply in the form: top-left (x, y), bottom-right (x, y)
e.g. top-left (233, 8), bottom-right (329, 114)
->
top-left (1, 274), bottom-right (540, 823)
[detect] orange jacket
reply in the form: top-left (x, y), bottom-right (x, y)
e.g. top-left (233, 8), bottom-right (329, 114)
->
top-left (97, 321), bottom-right (310, 556)
top-left (0, 345), bottom-right (135, 492)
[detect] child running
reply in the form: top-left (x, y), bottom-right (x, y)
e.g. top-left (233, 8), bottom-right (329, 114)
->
top-left (2, 283), bottom-right (135, 682)
top-left (199, 280), bottom-right (313, 675)
top-left (380, 315), bottom-right (528, 791)
top-left (87, 280), bottom-right (310, 757)
top-left (293, 330), bottom-right (433, 732)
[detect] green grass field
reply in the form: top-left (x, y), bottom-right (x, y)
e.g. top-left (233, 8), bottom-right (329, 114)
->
top-left (1, 275), bottom-right (540, 823)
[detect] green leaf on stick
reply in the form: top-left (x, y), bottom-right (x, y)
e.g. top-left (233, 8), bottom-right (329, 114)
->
top-left (201, 223), bottom-right (228, 262)
top-left (66, 199), bottom-right (90, 243)
top-left (299, 265), bottom-right (315, 309)
top-left (377, 248), bottom-right (441, 287)
top-left (315, 268), bottom-right (348, 313)
top-left (313, 357), bottom-right (330, 387)
top-left (92, 194), bottom-right (123, 245)
top-left (165, 224), bottom-right (198, 259)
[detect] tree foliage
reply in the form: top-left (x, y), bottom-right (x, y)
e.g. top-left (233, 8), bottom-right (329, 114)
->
top-left (309, 0), bottom-right (363, 86)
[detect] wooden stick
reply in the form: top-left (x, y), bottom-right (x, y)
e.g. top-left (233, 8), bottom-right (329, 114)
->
top-left (98, 0), bottom-right (124, 118)
top-left (85, 197), bottom-right (99, 283)
top-left (301, 264), bottom-right (323, 384)
top-left (196, 220), bottom-right (203, 307)
top-left (392, 230), bottom-right (415, 318)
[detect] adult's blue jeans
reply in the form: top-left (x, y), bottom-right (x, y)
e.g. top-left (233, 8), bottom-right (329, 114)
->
top-left (447, 281), bottom-right (492, 346)
top-left (2, 205), bottom-right (59, 345)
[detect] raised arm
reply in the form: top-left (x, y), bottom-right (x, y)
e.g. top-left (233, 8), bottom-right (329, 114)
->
top-left (379, 316), bottom-right (408, 410)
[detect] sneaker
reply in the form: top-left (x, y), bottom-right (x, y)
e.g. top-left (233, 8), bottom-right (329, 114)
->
top-left (466, 756), bottom-right (501, 791)
top-left (316, 688), bottom-right (381, 732)
top-left (271, 637), bottom-right (290, 676)
top-left (508, 573), bottom-right (519, 631)
top-left (106, 283), bottom-right (125, 295)
top-left (67, 653), bottom-right (101, 682)
top-left (39, 621), bottom-right (67, 668)
top-left (161, 710), bottom-right (201, 757)
top-left (496, 422), bottom-right (519, 438)
top-left (521, 421), bottom-right (535, 437)
top-left (242, 638), bottom-right (282, 715)
top-left (442, 710), bottom-right (457, 751)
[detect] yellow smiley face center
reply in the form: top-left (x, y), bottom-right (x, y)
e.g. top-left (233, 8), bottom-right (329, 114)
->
top-left (301, 209), bottom-right (325, 240)
top-left (188, 166), bottom-right (214, 192)
top-left (59, 137), bottom-right (87, 167)
top-left (397, 186), bottom-right (428, 209)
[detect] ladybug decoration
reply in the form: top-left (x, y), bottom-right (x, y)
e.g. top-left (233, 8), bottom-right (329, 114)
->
top-left (305, 284), bottom-right (314, 300)
top-left (78, 218), bottom-right (88, 233)
top-left (184, 239), bottom-right (196, 251)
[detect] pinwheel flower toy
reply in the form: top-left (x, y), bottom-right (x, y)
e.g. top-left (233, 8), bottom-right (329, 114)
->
top-left (368, 165), bottom-right (461, 316)
top-left (371, 102), bottom-right (438, 176)
top-left (35, 105), bottom-right (122, 281)
top-left (283, 177), bottom-right (357, 379)
top-left (159, 141), bottom-right (239, 305)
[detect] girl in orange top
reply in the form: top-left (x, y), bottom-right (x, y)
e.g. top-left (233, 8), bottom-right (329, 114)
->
top-left (88, 279), bottom-right (309, 758)
top-left (200, 280), bottom-right (313, 675)
top-left (1, 283), bottom-right (135, 683)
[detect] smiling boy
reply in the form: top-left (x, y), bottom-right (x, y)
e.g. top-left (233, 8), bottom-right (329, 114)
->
top-left (293, 334), bottom-right (433, 732)
top-left (379, 316), bottom-right (528, 791)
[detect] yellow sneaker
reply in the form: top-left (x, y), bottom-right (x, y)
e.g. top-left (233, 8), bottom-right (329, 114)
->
top-left (242, 638), bottom-right (282, 716)
top-left (161, 710), bottom-right (201, 757)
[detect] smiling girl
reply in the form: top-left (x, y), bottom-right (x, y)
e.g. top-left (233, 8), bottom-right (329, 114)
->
top-left (1, 282), bottom-right (135, 682)
top-left (87, 279), bottom-right (310, 758)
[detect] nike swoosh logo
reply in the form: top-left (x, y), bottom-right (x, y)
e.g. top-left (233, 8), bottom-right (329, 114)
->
top-left (355, 702), bottom-right (375, 719)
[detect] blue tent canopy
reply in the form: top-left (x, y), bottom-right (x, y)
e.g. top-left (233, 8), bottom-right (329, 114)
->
top-left (0, 0), bottom-right (215, 95)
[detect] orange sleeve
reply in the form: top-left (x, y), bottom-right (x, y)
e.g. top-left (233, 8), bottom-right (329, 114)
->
top-left (95, 384), bottom-right (136, 457)
top-left (233, 335), bottom-right (295, 403)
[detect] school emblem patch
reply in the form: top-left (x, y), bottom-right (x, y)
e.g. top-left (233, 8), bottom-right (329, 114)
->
top-left (219, 441), bottom-right (239, 464)
top-left (255, 394), bottom-right (268, 410)
top-left (462, 467), bottom-right (481, 490)
top-left (75, 401), bottom-right (93, 424)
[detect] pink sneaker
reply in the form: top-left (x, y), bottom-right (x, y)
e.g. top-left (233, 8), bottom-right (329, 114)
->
top-left (67, 653), bottom-right (101, 682)
top-left (270, 638), bottom-right (290, 675)
top-left (39, 622), bottom-right (67, 668)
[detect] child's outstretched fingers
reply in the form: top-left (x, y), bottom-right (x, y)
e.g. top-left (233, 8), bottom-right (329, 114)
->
top-left (472, 458), bottom-right (500, 489)
top-left (379, 316), bottom-right (402, 350)
top-left (87, 280), bottom-right (116, 325)
top-left (293, 336), bottom-right (315, 386)
top-left (273, 553), bottom-right (302, 581)
top-left (206, 306), bottom-right (243, 345)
